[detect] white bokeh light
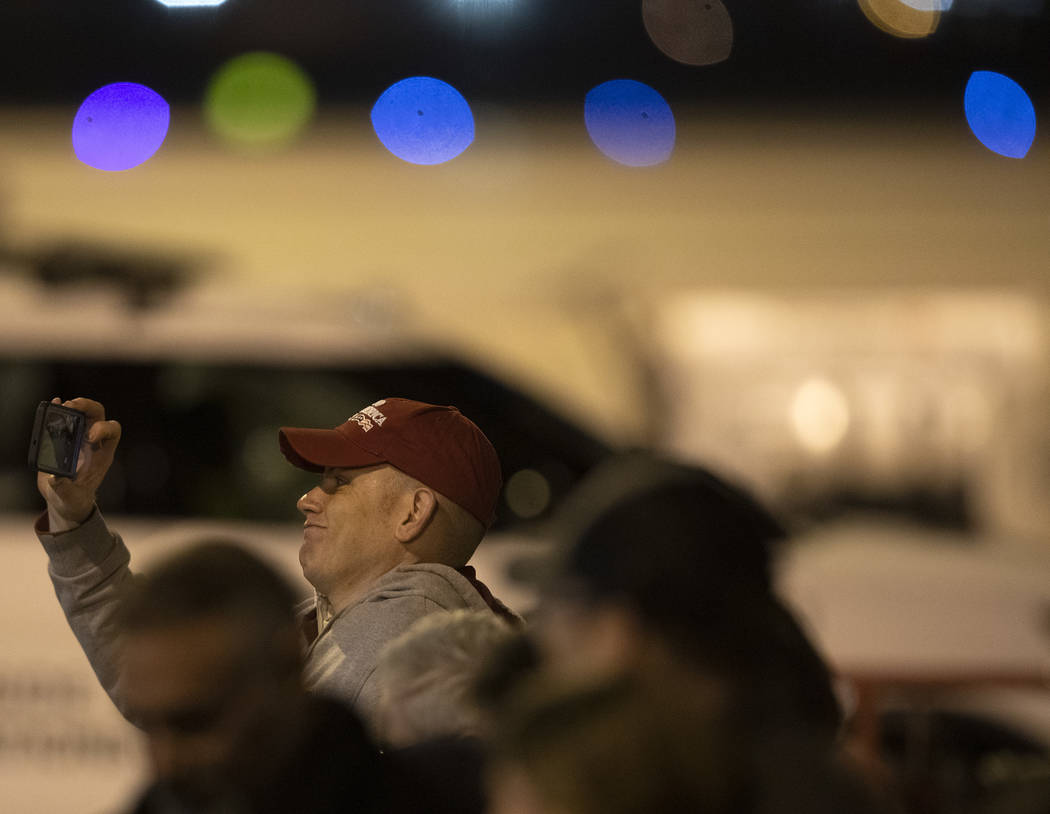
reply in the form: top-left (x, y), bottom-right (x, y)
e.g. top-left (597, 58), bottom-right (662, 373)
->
top-left (154, 0), bottom-right (228, 8)
top-left (791, 378), bottom-right (851, 455)
top-left (450, 0), bottom-right (516, 6)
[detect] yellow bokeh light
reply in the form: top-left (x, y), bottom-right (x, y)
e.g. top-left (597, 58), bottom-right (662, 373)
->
top-left (858, 0), bottom-right (940, 39)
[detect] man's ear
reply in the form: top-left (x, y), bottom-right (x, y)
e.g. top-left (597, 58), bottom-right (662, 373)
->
top-left (394, 487), bottom-right (439, 544)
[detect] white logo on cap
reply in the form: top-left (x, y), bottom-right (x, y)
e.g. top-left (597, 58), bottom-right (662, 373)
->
top-left (347, 404), bottom-right (387, 433)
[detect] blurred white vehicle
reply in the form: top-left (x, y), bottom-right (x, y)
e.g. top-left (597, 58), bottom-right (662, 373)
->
top-left (776, 517), bottom-right (1050, 809)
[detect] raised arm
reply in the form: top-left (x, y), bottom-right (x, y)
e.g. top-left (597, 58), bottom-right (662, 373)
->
top-left (34, 397), bottom-right (138, 718)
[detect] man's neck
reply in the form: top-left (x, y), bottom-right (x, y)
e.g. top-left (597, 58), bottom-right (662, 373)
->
top-left (323, 552), bottom-right (420, 618)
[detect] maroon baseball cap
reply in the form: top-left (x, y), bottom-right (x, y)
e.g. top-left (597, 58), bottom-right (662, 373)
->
top-left (278, 398), bottom-right (502, 528)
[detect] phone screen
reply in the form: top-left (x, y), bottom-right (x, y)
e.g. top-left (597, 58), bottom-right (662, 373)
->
top-left (30, 403), bottom-right (86, 478)
top-left (41, 410), bottom-right (80, 471)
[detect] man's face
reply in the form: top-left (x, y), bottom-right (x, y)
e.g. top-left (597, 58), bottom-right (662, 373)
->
top-left (121, 618), bottom-right (273, 803)
top-left (296, 464), bottom-right (409, 607)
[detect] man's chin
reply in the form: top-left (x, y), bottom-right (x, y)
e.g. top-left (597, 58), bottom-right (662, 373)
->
top-left (298, 545), bottom-right (323, 589)
top-left (298, 547), bottom-right (314, 577)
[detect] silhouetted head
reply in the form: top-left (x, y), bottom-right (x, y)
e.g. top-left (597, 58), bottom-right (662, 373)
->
top-left (535, 452), bottom-right (841, 742)
top-left (117, 541), bottom-right (305, 807)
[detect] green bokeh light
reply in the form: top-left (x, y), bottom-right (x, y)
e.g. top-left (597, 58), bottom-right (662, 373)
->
top-left (204, 52), bottom-right (316, 149)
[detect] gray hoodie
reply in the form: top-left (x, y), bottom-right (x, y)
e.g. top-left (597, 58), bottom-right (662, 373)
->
top-left (298, 562), bottom-right (496, 720)
top-left (36, 508), bottom-right (499, 729)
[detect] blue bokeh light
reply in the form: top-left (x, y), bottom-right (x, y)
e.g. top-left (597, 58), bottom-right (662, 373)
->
top-left (371, 77), bottom-right (475, 165)
top-left (964, 71), bottom-right (1036, 159)
top-left (584, 80), bottom-right (675, 167)
top-left (72, 83), bottom-right (171, 171)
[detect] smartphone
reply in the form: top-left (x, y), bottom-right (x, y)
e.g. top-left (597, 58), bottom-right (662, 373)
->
top-left (28, 401), bottom-right (88, 479)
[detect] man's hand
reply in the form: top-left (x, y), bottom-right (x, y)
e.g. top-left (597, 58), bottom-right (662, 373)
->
top-left (37, 397), bottom-right (121, 533)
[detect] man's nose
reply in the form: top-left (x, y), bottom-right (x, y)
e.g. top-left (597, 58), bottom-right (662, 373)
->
top-left (297, 487), bottom-right (324, 515)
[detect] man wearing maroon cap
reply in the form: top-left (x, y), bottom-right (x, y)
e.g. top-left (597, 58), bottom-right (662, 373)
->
top-left (33, 396), bottom-right (516, 731)
top-left (278, 398), bottom-right (517, 720)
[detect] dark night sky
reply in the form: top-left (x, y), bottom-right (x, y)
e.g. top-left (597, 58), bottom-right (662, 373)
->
top-left (1, 0), bottom-right (1047, 107)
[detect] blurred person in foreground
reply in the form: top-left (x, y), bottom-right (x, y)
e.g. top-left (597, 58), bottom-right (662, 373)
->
top-left (473, 453), bottom-right (878, 814)
top-left (374, 608), bottom-right (518, 748)
top-left (374, 609), bottom-right (518, 814)
top-left (116, 541), bottom-right (384, 814)
top-left (528, 451), bottom-right (842, 745)
top-left (34, 397), bottom-right (517, 731)
top-left (488, 671), bottom-right (895, 814)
